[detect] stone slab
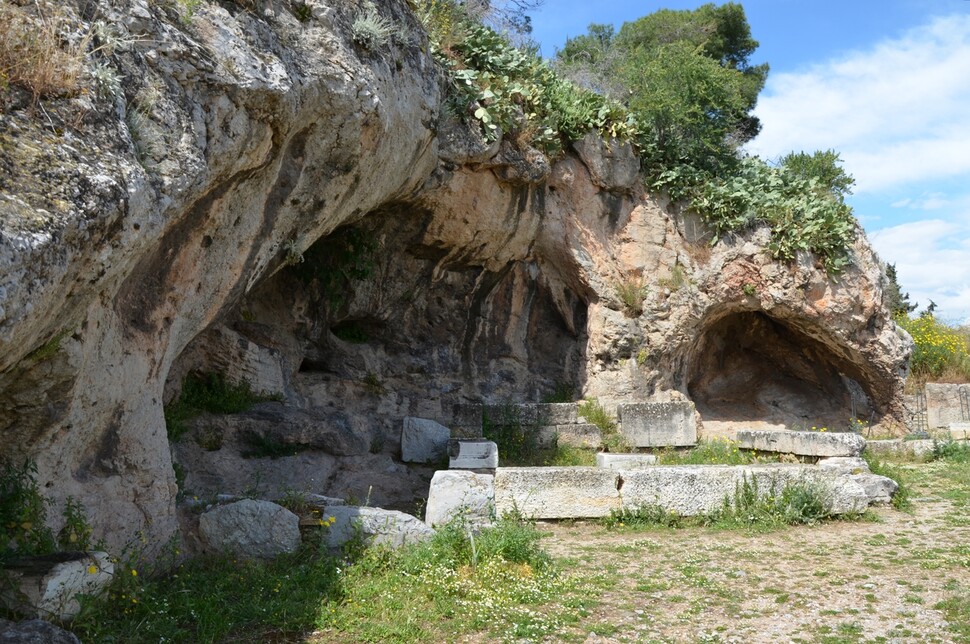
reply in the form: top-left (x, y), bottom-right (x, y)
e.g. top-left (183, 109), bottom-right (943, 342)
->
top-left (401, 417), bottom-right (451, 463)
top-left (617, 402), bottom-right (697, 448)
top-left (596, 453), bottom-right (658, 469)
top-left (448, 439), bottom-right (498, 469)
top-left (494, 464), bottom-right (869, 519)
top-left (536, 403), bottom-right (578, 424)
top-left (816, 457), bottom-right (869, 475)
top-left (850, 473), bottom-right (898, 504)
top-left (425, 470), bottom-right (495, 529)
top-left (735, 430), bottom-right (865, 457)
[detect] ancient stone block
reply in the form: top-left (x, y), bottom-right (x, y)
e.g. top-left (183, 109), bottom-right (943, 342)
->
top-left (493, 464), bottom-right (869, 519)
top-left (850, 473), bottom-right (898, 504)
top-left (448, 439), bottom-right (498, 470)
top-left (0, 551), bottom-right (113, 621)
top-left (735, 430), bottom-right (865, 457)
top-left (425, 470), bottom-right (495, 529)
top-left (451, 403), bottom-right (484, 439)
top-left (617, 402), bottom-right (697, 447)
top-left (865, 439), bottom-right (936, 458)
top-left (926, 383), bottom-right (970, 428)
top-left (401, 417), bottom-right (451, 463)
top-left (322, 506), bottom-right (433, 549)
top-left (536, 403), bottom-right (578, 424)
top-left (199, 499), bottom-right (300, 559)
top-left (596, 453), bottom-right (658, 469)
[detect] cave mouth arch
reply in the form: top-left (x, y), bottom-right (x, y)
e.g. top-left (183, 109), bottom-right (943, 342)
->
top-left (685, 311), bottom-right (872, 435)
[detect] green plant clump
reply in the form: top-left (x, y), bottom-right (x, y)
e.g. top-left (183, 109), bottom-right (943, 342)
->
top-left (932, 439), bottom-right (970, 464)
top-left (578, 399), bottom-right (630, 453)
top-left (164, 371), bottom-right (274, 441)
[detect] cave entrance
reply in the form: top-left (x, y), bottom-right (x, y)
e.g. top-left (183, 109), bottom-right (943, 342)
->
top-left (686, 311), bottom-right (870, 437)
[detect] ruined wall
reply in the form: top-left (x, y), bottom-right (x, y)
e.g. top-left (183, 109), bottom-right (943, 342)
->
top-left (0, 0), bottom-right (912, 551)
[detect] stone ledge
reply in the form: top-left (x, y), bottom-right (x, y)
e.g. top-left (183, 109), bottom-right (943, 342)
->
top-left (735, 430), bottom-right (865, 457)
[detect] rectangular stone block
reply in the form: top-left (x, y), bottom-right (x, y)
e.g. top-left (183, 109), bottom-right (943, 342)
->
top-left (451, 403), bottom-right (484, 438)
top-left (926, 383), bottom-right (969, 429)
top-left (493, 464), bottom-right (868, 519)
top-left (618, 401), bottom-right (697, 447)
top-left (735, 430), bottom-right (865, 457)
top-left (448, 439), bottom-right (498, 470)
top-left (401, 417), bottom-right (450, 463)
top-left (865, 438), bottom-right (936, 458)
top-left (484, 403), bottom-right (539, 426)
top-left (596, 453), bottom-right (658, 469)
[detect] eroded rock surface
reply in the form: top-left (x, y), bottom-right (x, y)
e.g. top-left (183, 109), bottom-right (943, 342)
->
top-left (0, 0), bottom-right (912, 551)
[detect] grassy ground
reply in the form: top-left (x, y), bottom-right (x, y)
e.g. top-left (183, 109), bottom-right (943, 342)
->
top-left (65, 454), bottom-right (970, 643)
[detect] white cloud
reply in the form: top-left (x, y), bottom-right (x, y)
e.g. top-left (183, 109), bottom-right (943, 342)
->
top-left (869, 217), bottom-right (970, 325)
top-left (747, 14), bottom-right (970, 194)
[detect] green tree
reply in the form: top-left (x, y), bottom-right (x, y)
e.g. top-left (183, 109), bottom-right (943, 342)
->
top-left (779, 149), bottom-right (855, 202)
top-left (884, 263), bottom-right (917, 317)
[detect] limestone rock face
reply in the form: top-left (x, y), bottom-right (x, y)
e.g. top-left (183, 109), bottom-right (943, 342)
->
top-left (0, 0), bottom-right (911, 554)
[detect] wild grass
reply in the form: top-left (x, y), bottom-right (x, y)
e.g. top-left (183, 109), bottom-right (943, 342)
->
top-left (73, 514), bottom-right (582, 644)
top-left (614, 276), bottom-right (648, 317)
top-left (577, 399), bottom-right (630, 452)
top-left (164, 372), bottom-right (277, 441)
top-left (0, 2), bottom-right (88, 104)
top-left (862, 451), bottom-right (912, 511)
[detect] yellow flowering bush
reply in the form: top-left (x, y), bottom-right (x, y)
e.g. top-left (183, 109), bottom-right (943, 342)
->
top-left (896, 314), bottom-right (970, 381)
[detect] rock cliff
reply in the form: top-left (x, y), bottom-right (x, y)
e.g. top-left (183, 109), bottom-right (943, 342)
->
top-left (0, 0), bottom-right (911, 551)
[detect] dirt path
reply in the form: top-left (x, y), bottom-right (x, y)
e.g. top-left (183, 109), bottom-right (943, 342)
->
top-left (538, 484), bottom-right (969, 642)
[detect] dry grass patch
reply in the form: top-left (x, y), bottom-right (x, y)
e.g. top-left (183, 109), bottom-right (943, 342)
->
top-left (0, 1), bottom-right (89, 104)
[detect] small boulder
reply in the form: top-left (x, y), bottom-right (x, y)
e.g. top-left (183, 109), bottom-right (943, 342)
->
top-left (199, 499), bottom-right (300, 559)
top-left (322, 506), bottom-right (434, 550)
top-left (401, 417), bottom-right (451, 464)
top-left (0, 618), bottom-right (81, 643)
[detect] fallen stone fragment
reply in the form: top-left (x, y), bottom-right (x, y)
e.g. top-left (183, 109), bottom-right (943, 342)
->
top-left (849, 473), bottom-right (899, 504)
top-left (0, 618), bottom-right (81, 643)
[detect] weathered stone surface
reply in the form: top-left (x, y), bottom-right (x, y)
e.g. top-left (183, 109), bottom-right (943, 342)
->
top-left (199, 499), bottom-right (300, 559)
top-left (537, 403), bottom-right (579, 425)
top-left (425, 470), bottom-right (495, 528)
top-left (946, 423), bottom-right (970, 441)
top-left (451, 403), bottom-right (484, 439)
top-left (538, 424), bottom-right (602, 448)
top-left (449, 439), bottom-right (499, 470)
top-left (618, 402), bottom-right (697, 447)
top-left (865, 439), bottom-right (936, 458)
top-left (322, 506), bottom-right (434, 549)
top-left (926, 383), bottom-right (970, 428)
top-left (0, 552), bottom-right (112, 621)
top-left (0, 619), bottom-right (81, 643)
top-left (494, 465), bottom-right (869, 519)
top-left (816, 457), bottom-right (869, 475)
top-left (401, 417), bottom-right (451, 464)
top-left (850, 473), bottom-right (898, 504)
top-left (736, 430), bottom-right (866, 457)
top-left (596, 453), bottom-right (658, 469)
top-left (572, 133), bottom-right (640, 191)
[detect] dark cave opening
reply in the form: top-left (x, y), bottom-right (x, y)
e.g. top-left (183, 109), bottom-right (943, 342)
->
top-left (686, 311), bottom-right (872, 432)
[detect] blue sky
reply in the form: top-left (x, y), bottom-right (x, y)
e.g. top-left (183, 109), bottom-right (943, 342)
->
top-left (527, 0), bottom-right (970, 324)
